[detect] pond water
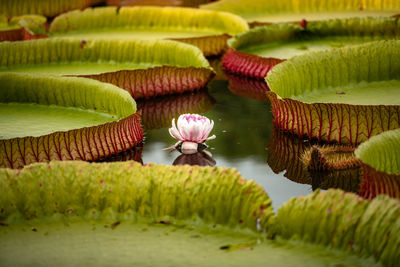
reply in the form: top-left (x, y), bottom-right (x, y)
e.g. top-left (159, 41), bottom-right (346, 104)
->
top-left (139, 77), bottom-right (312, 210)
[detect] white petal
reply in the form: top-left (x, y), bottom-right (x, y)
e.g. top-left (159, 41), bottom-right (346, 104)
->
top-left (169, 118), bottom-right (184, 141)
top-left (200, 120), bottom-right (214, 141)
top-left (206, 134), bottom-right (216, 141)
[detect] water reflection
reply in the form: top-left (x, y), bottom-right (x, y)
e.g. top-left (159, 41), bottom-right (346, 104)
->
top-left (143, 80), bottom-right (311, 209)
top-left (267, 127), bottom-right (361, 193)
top-left (267, 126), bottom-right (400, 199)
top-left (100, 75), bottom-right (399, 207)
top-left (226, 72), bottom-right (270, 101)
top-left (137, 89), bottom-right (215, 130)
top-left (96, 145), bottom-right (143, 164)
top-left (267, 126), bottom-right (312, 184)
top-left (173, 151), bottom-right (216, 166)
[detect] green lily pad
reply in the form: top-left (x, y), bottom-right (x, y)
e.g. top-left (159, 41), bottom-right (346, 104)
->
top-left (223, 17), bottom-right (400, 78)
top-left (266, 40), bottom-right (400, 145)
top-left (0, 14), bottom-right (47, 41)
top-left (0, 0), bottom-right (101, 17)
top-left (0, 72), bottom-right (143, 169)
top-left (356, 128), bottom-right (400, 176)
top-left (0, 38), bottom-right (214, 99)
top-left (354, 128), bottom-right (400, 199)
top-left (1, 161), bottom-right (396, 266)
top-left (201, 0), bottom-right (400, 24)
top-left (49, 6), bottom-right (249, 56)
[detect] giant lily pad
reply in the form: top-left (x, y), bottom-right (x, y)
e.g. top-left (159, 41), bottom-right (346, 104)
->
top-left (0, 38), bottom-right (214, 99)
top-left (48, 6), bottom-right (249, 56)
top-left (0, 73), bottom-right (143, 169)
top-left (355, 128), bottom-right (400, 199)
top-left (0, 160), bottom-right (397, 266)
top-left (0, 0), bottom-right (101, 18)
top-left (266, 40), bottom-right (400, 145)
top-left (224, 17), bottom-right (400, 79)
top-left (274, 189), bottom-right (400, 267)
top-left (0, 15), bottom-right (47, 42)
top-left (201, 0), bottom-right (400, 25)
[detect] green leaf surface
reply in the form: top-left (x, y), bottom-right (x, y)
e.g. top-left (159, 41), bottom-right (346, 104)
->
top-left (266, 40), bottom-right (400, 104)
top-left (48, 6), bottom-right (248, 56)
top-left (201, 0), bottom-right (400, 23)
top-left (0, 103), bottom-right (117, 140)
top-left (0, 38), bottom-right (213, 98)
top-left (0, 161), bottom-right (390, 266)
top-left (49, 6), bottom-right (248, 37)
top-left (0, 0), bottom-right (100, 17)
top-left (232, 17), bottom-right (400, 59)
top-left (0, 38), bottom-right (211, 74)
top-left (274, 189), bottom-right (400, 267)
top-left (0, 73), bottom-right (142, 168)
top-left (0, 72), bottom-right (134, 139)
top-left (355, 128), bottom-right (400, 175)
top-left (265, 40), bottom-right (400, 144)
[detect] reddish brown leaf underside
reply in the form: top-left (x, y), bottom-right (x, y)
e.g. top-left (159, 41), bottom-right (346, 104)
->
top-left (76, 66), bottom-right (214, 100)
top-left (0, 113), bottom-right (143, 169)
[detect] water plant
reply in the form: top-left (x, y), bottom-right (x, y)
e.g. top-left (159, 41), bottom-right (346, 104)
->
top-left (0, 0), bottom-right (102, 17)
top-left (0, 72), bottom-right (143, 169)
top-left (48, 6), bottom-right (249, 56)
top-left (266, 40), bottom-right (400, 144)
top-left (355, 128), bottom-right (400, 199)
top-left (224, 17), bottom-right (400, 79)
top-left (201, 0), bottom-right (400, 25)
top-left (0, 160), bottom-right (398, 266)
top-left (0, 14), bottom-right (47, 41)
top-left (0, 38), bottom-right (214, 99)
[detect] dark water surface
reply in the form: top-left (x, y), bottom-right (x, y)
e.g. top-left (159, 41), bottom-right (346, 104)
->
top-left (140, 78), bottom-right (311, 210)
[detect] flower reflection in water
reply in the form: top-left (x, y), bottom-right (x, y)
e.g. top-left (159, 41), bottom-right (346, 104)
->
top-left (173, 151), bottom-right (216, 167)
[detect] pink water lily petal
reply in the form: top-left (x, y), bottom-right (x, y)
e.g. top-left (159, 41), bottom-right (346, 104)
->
top-left (168, 113), bottom-right (215, 143)
top-left (169, 118), bottom-right (185, 141)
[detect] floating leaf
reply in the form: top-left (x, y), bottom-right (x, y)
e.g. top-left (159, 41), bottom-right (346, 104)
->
top-left (201, 0), bottom-right (400, 25)
top-left (0, 73), bottom-right (143, 169)
top-left (266, 40), bottom-right (400, 144)
top-left (224, 17), bottom-right (400, 79)
top-left (0, 0), bottom-right (101, 18)
top-left (0, 161), bottom-right (396, 266)
top-left (0, 15), bottom-right (47, 41)
top-left (49, 6), bottom-right (249, 56)
top-left (355, 128), bottom-right (400, 199)
top-left (0, 38), bottom-right (214, 99)
top-left (273, 189), bottom-right (400, 267)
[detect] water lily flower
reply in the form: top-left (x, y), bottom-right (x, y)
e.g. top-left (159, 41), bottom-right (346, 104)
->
top-left (165, 113), bottom-right (216, 154)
